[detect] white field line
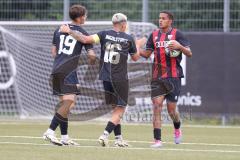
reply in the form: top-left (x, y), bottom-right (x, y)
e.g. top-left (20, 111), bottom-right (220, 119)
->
top-left (0, 135), bottom-right (240, 147)
top-left (0, 121), bottom-right (240, 129)
top-left (0, 141), bottom-right (240, 153)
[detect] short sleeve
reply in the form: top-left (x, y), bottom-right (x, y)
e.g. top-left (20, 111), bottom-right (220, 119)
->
top-left (146, 33), bottom-right (154, 51)
top-left (52, 28), bottom-right (58, 46)
top-left (97, 31), bottom-right (105, 42)
top-left (129, 37), bottom-right (137, 55)
top-left (176, 30), bottom-right (190, 47)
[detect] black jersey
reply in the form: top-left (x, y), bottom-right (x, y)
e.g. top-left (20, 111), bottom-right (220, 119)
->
top-left (52, 24), bottom-right (93, 74)
top-left (97, 30), bottom-right (137, 81)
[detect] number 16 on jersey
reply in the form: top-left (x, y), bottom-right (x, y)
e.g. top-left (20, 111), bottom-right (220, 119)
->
top-left (104, 42), bottom-right (121, 64)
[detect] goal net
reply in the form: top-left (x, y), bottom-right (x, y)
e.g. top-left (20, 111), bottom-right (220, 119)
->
top-left (0, 21), bottom-right (158, 121)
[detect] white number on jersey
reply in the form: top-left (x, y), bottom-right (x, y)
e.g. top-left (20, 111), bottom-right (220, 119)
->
top-left (104, 43), bottom-right (121, 64)
top-left (58, 35), bottom-right (77, 55)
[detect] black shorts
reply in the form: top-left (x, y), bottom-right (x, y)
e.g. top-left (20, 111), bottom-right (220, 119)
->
top-left (51, 71), bottom-right (80, 96)
top-left (151, 78), bottom-right (181, 102)
top-left (103, 80), bottom-right (129, 107)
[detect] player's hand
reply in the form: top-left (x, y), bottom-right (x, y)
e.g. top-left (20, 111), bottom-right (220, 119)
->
top-left (135, 37), bottom-right (147, 48)
top-left (168, 40), bottom-right (182, 51)
top-left (60, 24), bottom-right (71, 34)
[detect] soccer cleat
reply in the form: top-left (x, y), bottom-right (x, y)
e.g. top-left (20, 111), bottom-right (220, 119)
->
top-left (61, 138), bottom-right (80, 146)
top-left (43, 132), bottom-right (63, 146)
top-left (174, 129), bottom-right (182, 144)
top-left (150, 140), bottom-right (162, 148)
top-left (114, 139), bottom-right (129, 147)
top-left (98, 134), bottom-right (109, 147)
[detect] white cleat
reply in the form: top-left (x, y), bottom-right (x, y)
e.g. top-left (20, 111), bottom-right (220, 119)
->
top-left (114, 139), bottom-right (130, 147)
top-left (43, 132), bottom-right (62, 146)
top-left (174, 129), bottom-right (182, 144)
top-left (150, 140), bottom-right (163, 148)
top-left (61, 138), bottom-right (80, 146)
top-left (98, 134), bottom-right (109, 147)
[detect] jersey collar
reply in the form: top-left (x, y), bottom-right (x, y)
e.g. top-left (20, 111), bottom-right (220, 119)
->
top-left (159, 27), bottom-right (173, 34)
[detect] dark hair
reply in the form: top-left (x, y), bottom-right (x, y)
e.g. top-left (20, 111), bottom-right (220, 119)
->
top-left (69, 5), bottom-right (87, 20)
top-left (160, 11), bottom-right (174, 20)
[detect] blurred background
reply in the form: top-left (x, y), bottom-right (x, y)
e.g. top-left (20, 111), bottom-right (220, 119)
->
top-left (1, 0), bottom-right (240, 31)
top-left (0, 0), bottom-right (240, 125)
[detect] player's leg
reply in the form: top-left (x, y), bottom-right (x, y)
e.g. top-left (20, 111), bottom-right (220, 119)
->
top-left (98, 81), bottom-right (129, 147)
top-left (43, 95), bottom-right (75, 146)
top-left (58, 95), bottom-right (79, 145)
top-left (112, 107), bottom-right (129, 147)
top-left (43, 98), bottom-right (64, 146)
top-left (150, 96), bottom-right (165, 148)
top-left (57, 71), bottom-right (80, 145)
top-left (167, 102), bottom-right (181, 144)
top-left (98, 105), bottom-right (127, 147)
top-left (43, 72), bottom-right (79, 146)
top-left (150, 79), bottom-right (173, 148)
top-left (112, 81), bottom-right (129, 147)
top-left (165, 78), bottom-right (182, 144)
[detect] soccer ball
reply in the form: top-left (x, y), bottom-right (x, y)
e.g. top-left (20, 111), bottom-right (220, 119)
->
top-left (165, 41), bottom-right (181, 57)
top-left (169, 50), bottom-right (181, 57)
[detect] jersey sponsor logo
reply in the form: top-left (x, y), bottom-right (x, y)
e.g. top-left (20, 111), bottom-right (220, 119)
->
top-left (155, 40), bottom-right (169, 48)
top-left (167, 35), bottom-right (173, 40)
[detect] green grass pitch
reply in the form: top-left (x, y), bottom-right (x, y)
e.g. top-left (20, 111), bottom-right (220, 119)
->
top-left (0, 121), bottom-right (240, 160)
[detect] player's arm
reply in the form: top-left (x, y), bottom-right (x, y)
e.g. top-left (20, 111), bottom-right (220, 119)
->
top-left (129, 37), bottom-right (147, 61)
top-left (168, 40), bottom-right (192, 57)
top-left (60, 24), bottom-right (99, 44)
top-left (138, 33), bottom-right (153, 58)
top-left (168, 31), bottom-right (192, 57)
top-left (139, 49), bottom-right (152, 58)
top-left (87, 49), bottom-right (96, 65)
top-left (131, 52), bottom-right (140, 61)
top-left (51, 29), bottom-right (58, 58)
top-left (51, 45), bottom-right (57, 58)
top-left (131, 37), bottom-right (149, 61)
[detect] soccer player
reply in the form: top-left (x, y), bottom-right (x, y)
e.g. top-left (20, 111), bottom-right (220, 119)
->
top-left (139, 11), bottom-right (192, 147)
top-left (43, 5), bottom-right (96, 146)
top-left (60, 13), bottom-right (143, 147)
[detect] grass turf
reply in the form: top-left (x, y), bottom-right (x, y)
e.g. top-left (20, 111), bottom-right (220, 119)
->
top-left (0, 121), bottom-right (240, 160)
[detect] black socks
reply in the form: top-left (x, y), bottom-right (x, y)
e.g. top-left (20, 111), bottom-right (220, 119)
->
top-left (153, 128), bottom-right (161, 140)
top-left (173, 121), bottom-right (181, 129)
top-left (60, 117), bottom-right (68, 135)
top-left (105, 121), bottom-right (116, 134)
top-left (49, 112), bottom-right (68, 135)
top-left (114, 124), bottom-right (121, 136)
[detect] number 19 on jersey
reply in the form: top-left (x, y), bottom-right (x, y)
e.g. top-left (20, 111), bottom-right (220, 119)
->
top-left (58, 35), bottom-right (77, 55)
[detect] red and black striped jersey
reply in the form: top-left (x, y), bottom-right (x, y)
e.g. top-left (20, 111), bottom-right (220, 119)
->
top-left (146, 28), bottom-right (190, 79)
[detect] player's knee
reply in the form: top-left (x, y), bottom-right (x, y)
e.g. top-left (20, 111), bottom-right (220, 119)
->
top-left (152, 98), bottom-right (163, 106)
top-left (152, 101), bottom-right (163, 111)
top-left (167, 106), bottom-right (177, 114)
top-left (168, 111), bottom-right (176, 119)
top-left (64, 100), bottom-right (75, 109)
top-left (59, 100), bottom-right (74, 110)
top-left (113, 106), bottom-right (125, 114)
